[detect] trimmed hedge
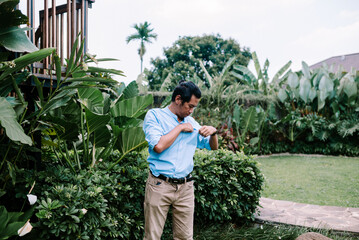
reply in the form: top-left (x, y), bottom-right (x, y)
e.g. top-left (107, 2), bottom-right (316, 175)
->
top-left (193, 149), bottom-right (264, 223)
top-left (17, 149), bottom-right (263, 239)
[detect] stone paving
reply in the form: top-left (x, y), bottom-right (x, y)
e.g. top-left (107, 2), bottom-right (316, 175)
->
top-left (255, 197), bottom-right (359, 234)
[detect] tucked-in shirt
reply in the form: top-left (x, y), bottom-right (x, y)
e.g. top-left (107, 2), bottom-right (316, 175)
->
top-left (143, 106), bottom-right (211, 178)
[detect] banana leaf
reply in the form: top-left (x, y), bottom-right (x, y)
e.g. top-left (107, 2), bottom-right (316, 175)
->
top-left (232, 65), bottom-right (256, 86)
top-left (252, 52), bottom-right (263, 80)
top-left (220, 56), bottom-right (238, 78)
top-left (272, 60), bottom-right (292, 84)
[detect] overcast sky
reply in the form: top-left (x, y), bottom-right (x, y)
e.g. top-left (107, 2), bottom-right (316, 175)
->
top-left (22, 0), bottom-right (359, 84)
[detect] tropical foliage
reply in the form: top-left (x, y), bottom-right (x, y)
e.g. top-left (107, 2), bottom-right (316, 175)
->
top-left (192, 52), bottom-right (359, 156)
top-left (0, 0), bottom-right (38, 55)
top-left (0, 31), bottom-right (153, 240)
top-left (145, 34), bottom-right (251, 90)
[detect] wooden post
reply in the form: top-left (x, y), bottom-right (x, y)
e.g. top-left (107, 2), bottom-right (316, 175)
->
top-left (67, 0), bottom-right (71, 58)
top-left (52, 0), bottom-right (56, 49)
top-left (27, 0), bottom-right (30, 37)
top-left (71, 0), bottom-right (76, 49)
top-left (31, 0), bottom-right (35, 43)
top-left (81, 0), bottom-right (85, 58)
top-left (61, 13), bottom-right (64, 64)
top-left (56, 14), bottom-right (59, 52)
top-left (44, 0), bottom-right (48, 70)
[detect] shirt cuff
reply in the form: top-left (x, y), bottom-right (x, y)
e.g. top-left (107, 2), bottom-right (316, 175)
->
top-left (148, 136), bottom-right (161, 150)
top-left (204, 136), bottom-right (211, 150)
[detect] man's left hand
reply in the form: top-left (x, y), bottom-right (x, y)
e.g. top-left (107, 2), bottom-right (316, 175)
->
top-left (199, 126), bottom-right (217, 137)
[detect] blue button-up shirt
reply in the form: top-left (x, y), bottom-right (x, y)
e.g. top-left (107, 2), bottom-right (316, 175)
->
top-left (143, 106), bottom-right (211, 178)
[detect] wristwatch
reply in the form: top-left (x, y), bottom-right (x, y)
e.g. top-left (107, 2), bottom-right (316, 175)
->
top-left (211, 131), bottom-right (217, 136)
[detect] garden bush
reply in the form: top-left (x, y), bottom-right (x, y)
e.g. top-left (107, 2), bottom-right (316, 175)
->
top-left (17, 151), bottom-right (148, 240)
top-left (15, 149), bottom-right (263, 239)
top-left (193, 149), bottom-right (264, 223)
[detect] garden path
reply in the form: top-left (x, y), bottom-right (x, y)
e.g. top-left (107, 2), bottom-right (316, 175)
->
top-left (255, 197), bottom-right (359, 234)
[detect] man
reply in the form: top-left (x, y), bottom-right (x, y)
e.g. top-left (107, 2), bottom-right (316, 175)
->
top-left (142, 81), bottom-right (218, 239)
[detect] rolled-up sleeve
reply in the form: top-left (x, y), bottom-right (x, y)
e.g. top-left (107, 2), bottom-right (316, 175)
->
top-left (143, 110), bottom-right (163, 150)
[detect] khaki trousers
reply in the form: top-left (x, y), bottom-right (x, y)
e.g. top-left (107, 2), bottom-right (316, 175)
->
top-left (144, 173), bottom-right (195, 240)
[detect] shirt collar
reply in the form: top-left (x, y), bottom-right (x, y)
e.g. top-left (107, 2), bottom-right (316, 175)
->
top-left (164, 106), bottom-right (187, 123)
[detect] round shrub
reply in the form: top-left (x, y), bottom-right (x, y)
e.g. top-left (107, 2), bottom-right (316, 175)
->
top-left (193, 149), bottom-right (264, 223)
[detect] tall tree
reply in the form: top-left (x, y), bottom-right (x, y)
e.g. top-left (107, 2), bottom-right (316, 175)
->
top-left (126, 21), bottom-right (158, 74)
top-left (145, 34), bottom-right (251, 91)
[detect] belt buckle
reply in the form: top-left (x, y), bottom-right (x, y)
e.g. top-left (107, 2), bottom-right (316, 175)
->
top-left (172, 178), bottom-right (181, 184)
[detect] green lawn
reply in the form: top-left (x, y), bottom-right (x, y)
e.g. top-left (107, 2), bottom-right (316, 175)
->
top-left (255, 155), bottom-right (359, 208)
top-left (192, 223), bottom-right (357, 240)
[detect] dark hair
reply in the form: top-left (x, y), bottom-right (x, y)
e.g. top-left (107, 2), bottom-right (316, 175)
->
top-left (171, 81), bottom-right (201, 103)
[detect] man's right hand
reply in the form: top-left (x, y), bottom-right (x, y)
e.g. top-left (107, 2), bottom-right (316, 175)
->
top-left (180, 123), bottom-right (193, 132)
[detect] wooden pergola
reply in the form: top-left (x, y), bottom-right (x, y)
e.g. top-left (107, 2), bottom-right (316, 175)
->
top-left (24, 0), bottom-right (95, 77)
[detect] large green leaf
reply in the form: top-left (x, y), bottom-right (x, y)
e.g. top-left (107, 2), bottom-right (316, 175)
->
top-left (122, 81), bottom-right (139, 100)
top-left (277, 88), bottom-right (287, 102)
top-left (252, 52), bottom-right (263, 80)
top-left (232, 65), bottom-right (256, 86)
top-left (272, 61), bottom-right (292, 84)
top-left (0, 27), bottom-right (38, 53)
top-left (0, 205), bottom-right (8, 232)
top-left (115, 127), bottom-right (147, 155)
top-left (0, 97), bottom-right (32, 145)
top-left (232, 104), bottom-right (241, 126)
top-left (287, 72), bottom-right (299, 89)
top-left (111, 95), bottom-right (153, 118)
top-left (85, 66), bottom-right (125, 76)
top-left (241, 106), bottom-right (258, 133)
top-left (308, 88), bottom-right (317, 102)
top-left (317, 75), bottom-right (334, 110)
top-left (0, 48), bottom-right (55, 83)
top-left (84, 108), bottom-right (110, 134)
top-left (319, 75), bottom-right (334, 98)
top-left (78, 88), bottom-right (104, 114)
top-left (301, 61), bottom-right (311, 80)
top-left (40, 89), bottom-right (77, 116)
top-left (299, 76), bottom-right (311, 103)
top-left (92, 125), bottom-right (111, 148)
top-left (0, 72), bottom-right (29, 97)
top-left (220, 56), bottom-right (238, 78)
top-left (344, 81), bottom-right (357, 99)
top-left (232, 105), bottom-right (258, 140)
top-left (2, 221), bottom-right (25, 238)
